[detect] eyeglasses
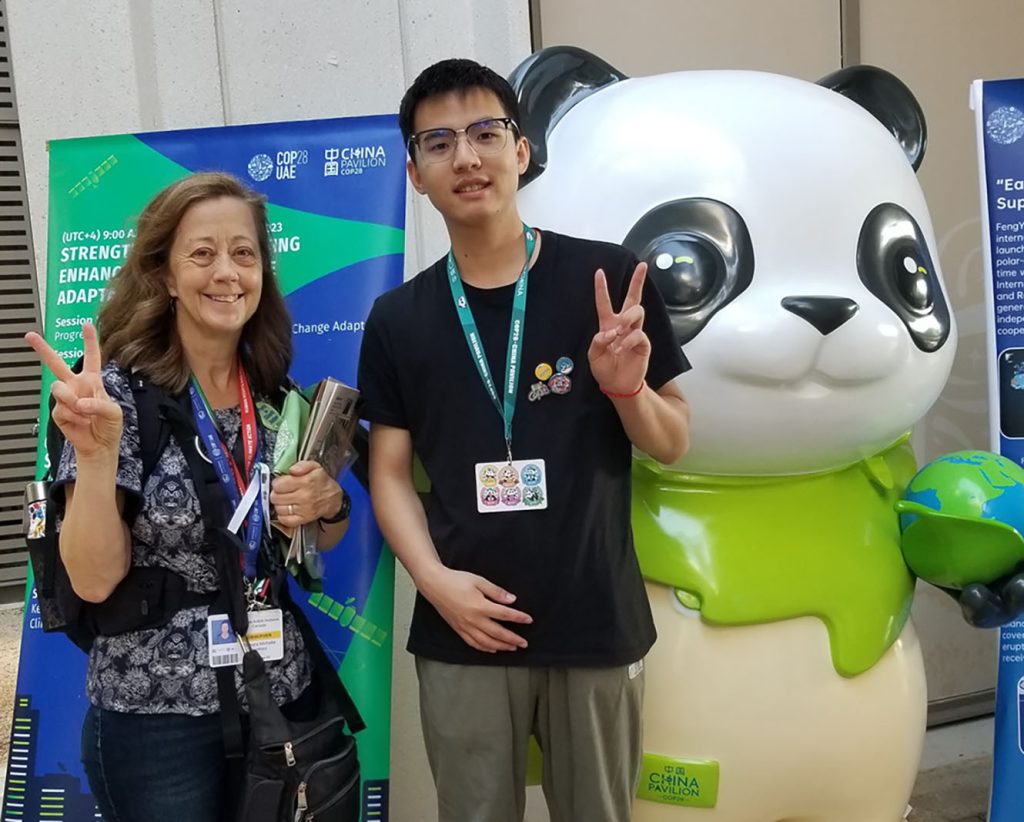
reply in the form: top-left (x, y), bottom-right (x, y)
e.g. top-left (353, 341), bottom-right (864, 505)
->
top-left (408, 117), bottom-right (518, 164)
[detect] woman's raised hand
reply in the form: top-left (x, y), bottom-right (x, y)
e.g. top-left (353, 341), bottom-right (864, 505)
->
top-left (25, 322), bottom-right (123, 462)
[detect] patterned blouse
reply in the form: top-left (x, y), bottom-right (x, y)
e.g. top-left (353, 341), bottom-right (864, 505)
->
top-left (55, 360), bottom-right (312, 716)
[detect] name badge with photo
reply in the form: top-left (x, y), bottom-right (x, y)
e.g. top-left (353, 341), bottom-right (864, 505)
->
top-left (475, 458), bottom-right (548, 514)
top-left (207, 609), bottom-right (285, 667)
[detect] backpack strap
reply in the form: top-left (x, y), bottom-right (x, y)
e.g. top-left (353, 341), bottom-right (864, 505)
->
top-left (107, 369), bottom-right (176, 527)
top-left (83, 374), bottom-right (222, 639)
top-left (128, 370), bottom-right (174, 481)
top-left (36, 364), bottom-right (216, 651)
top-left (157, 395), bottom-right (249, 632)
top-left (158, 393), bottom-right (252, 758)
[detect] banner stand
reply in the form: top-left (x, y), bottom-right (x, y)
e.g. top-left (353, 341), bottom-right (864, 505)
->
top-left (4, 116), bottom-right (406, 822)
top-left (972, 77), bottom-right (1024, 822)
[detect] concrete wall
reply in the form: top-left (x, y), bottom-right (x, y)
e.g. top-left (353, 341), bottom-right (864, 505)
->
top-left (10, 0), bottom-right (531, 292)
top-left (536, 0), bottom-right (841, 79)
top-left (7, 3), bottom-right (531, 820)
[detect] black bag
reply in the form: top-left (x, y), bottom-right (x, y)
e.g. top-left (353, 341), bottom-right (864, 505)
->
top-left (162, 399), bottom-right (364, 822)
top-left (235, 599), bottom-right (365, 822)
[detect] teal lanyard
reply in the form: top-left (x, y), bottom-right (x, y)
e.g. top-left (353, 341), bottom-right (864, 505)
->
top-left (446, 224), bottom-right (537, 463)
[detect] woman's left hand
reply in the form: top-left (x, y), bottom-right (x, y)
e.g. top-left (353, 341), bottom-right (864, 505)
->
top-left (271, 460), bottom-right (343, 529)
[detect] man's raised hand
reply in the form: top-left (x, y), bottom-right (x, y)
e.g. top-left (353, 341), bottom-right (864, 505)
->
top-left (588, 262), bottom-right (651, 396)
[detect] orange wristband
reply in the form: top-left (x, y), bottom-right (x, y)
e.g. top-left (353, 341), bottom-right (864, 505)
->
top-left (600, 380), bottom-right (645, 399)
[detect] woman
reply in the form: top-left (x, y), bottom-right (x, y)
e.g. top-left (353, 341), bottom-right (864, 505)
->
top-left (26, 172), bottom-right (350, 822)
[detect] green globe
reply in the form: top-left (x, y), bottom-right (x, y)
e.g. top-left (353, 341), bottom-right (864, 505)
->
top-left (897, 450), bottom-right (1024, 588)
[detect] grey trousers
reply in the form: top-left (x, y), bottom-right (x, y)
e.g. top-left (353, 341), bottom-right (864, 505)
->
top-left (416, 656), bottom-right (645, 822)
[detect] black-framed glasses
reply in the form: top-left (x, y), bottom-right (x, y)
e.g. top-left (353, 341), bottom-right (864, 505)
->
top-left (408, 117), bottom-right (518, 164)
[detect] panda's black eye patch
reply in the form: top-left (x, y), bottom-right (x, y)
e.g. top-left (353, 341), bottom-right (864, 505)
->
top-left (856, 203), bottom-right (950, 352)
top-left (623, 199), bottom-right (753, 346)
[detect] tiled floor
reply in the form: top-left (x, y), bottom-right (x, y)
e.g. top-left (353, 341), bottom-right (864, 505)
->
top-left (910, 756), bottom-right (990, 821)
top-left (909, 717), bottom-right (993, 821)
top-left (0, 602), bottom-right (23, 774)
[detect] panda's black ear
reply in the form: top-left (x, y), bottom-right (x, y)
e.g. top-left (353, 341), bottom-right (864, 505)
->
top-left (817, 65), bottom-right (927, 171)
top-left (509, 46), bottom-right (627, 186)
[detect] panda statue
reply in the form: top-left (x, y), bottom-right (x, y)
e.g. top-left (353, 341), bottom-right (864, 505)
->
top-left (511, 47), bottom-right (956, 822)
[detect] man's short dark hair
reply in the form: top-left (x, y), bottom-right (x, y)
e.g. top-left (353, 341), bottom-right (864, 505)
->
top-left (399, 58), bottom-right (522, 159)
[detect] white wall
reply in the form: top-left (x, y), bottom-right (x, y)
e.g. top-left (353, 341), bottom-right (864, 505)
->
top-left (7, 2), bottom-right (531, 820)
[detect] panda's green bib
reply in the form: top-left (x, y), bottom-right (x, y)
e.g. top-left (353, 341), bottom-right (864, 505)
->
top-left (632, 437), bottom-right (918, 677)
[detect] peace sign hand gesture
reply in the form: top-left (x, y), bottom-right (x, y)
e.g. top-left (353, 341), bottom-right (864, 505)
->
top-left (588, 262), bottom-right (651, 396)
top-left (25, 322), bottom-right (123, 462)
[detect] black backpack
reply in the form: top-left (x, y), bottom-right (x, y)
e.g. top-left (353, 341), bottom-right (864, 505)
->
top-left (28, 364), bottom-right (370, 653)
top-left (28, 366), bottom-right (217, 652)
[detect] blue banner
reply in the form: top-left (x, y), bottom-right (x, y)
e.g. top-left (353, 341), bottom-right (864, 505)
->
top-left (5, 116), bottom-right (405, 821)
top-left (973, 76), bottom-right (1024, 822)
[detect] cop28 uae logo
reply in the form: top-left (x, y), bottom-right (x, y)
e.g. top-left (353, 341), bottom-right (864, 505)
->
top-left (247, 153), bottom-right (274, 182)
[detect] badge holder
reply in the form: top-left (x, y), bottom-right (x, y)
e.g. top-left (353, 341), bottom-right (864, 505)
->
top-left (475, 458), bottom-right (548, 513)
top-left (210, 464), bottom-right (285, 668)
top-left (208, 609), bottom-right (285, 668)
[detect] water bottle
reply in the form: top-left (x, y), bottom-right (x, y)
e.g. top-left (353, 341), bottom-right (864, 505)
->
top-left (24, 480), bottom-right (48, 541)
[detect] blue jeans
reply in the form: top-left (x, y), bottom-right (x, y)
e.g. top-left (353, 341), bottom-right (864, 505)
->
top-left (81, 706), bottom-right (227, 822)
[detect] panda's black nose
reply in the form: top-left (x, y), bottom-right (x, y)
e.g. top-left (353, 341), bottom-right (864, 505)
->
top-left (781, 296), bottom-right (859, 335)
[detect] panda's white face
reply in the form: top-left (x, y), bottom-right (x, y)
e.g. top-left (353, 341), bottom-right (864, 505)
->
top-left (519, 70), bottom-right (956, 475)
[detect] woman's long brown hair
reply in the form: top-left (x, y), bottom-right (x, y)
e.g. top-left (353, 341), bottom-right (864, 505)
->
top-left (97, 172), bottom-right (293, 396)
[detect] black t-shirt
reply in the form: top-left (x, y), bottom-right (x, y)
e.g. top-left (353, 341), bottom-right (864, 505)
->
top-left (358, 231), bottom-right (689, 666)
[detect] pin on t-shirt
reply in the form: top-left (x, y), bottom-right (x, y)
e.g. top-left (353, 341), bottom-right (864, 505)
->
top-left (529, 356), bottom-right (574, 401)
top-left (528, 381), bottom-right (551, 402)
top-left (548, 374), bottom-right (572, 395)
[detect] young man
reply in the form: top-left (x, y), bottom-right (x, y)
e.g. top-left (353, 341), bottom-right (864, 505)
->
top-left (358, 58), bottom-right (690, 822)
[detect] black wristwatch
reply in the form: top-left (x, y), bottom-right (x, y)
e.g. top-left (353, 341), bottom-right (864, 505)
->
top-left (319, 489), bottom-right (351, 525)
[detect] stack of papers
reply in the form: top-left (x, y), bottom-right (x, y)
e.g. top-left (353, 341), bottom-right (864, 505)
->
top-left (273, 378), bottom-right (360, 585)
